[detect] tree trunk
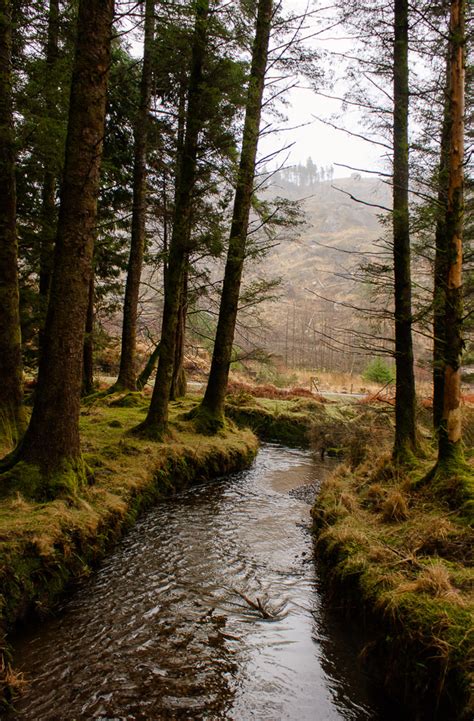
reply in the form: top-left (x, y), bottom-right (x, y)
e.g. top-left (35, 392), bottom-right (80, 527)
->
top-left (170, 268), bottom-right (188, 400)
top-left (197, 0), bottom-right (273, 431)
top-left (82, 274), bottom-right (94, 396)
top-left (8, 0), bottom-right (114, 481)
top-left (114, 0), bottom-right (154, 391)
top-left (392, 0), bottom-right (417, 461)
top-left (438, 0), bottom-right (465, 464)
top-left (38, 0), bottom-right (60, 348)
top-left (136, 341), bottom-right (160, 391)
top-left (137, 0), bottom-right (209, 438)
top-left (0, 0), bottom-right (25, 445)
top-left (433, 53), bottom-right (452, 431)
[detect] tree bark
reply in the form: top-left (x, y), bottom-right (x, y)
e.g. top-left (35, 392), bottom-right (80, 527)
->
top-left (136, 341), bottom-right (160, 390)
top-left (10, 0), bottom-right (114, 476)
top-left (114, 0), bottom-right (155, 391)
top-left (138, 0), bottom-right (209, 437)
top-left (438, 0), bottom-right (465, 463)
top-left (38, 0), bottom-right (60, 347)
top-left (82, 274), bottom-right (94, 396)
top-left (0, 0), bottom-right (25, 444)
top-left (392, 0), bottom-right (417, 460)
top-left (170, 268), bottom-right (188, 400)
top-left (433, 53), bottom-right (452, 431)
top-left (197, 0), bottom-right (273, 430)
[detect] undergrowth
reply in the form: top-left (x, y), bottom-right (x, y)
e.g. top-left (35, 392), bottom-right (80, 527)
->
top-left (312, 437), bottom-right (474, 721)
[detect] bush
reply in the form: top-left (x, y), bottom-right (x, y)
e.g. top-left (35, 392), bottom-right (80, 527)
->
top-left (362, 358), bottom-right (395, 384)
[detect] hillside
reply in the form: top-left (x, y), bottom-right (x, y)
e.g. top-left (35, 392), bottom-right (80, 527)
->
top-left (246, 175), bottom-right (396, 372)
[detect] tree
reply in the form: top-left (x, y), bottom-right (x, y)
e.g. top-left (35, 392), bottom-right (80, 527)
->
top-left (38, 0), bottom-right (60, 344)
top-left (436, 0), bottom-right (466, 465)
top-left (392, 0), bottom-right (417, 460)
top-left (114, 0), bottom-right (155, 391)
top-left (1, 0), bottom-right (115, 492)
top-left (0, 0), bottom-right (25, 444)
top-left (135, 0), bottom-right (211, 438)
top-left (195, 0), bottom-right (273, 431)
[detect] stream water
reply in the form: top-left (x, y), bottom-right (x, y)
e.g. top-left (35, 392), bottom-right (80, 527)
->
top-left (7, 445), bottom-right (395, 721)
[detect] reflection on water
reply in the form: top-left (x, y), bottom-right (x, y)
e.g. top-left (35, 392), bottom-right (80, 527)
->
top-left (9, 445), bottom-right (391, 720)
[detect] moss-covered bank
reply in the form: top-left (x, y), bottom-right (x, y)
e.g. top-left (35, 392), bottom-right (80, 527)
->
top-left (312, 453), bottom-right (474, 721)
top-left (225, 393), bottom-right (339, 447)
top-left (0, 395), bottom-right (258, 706)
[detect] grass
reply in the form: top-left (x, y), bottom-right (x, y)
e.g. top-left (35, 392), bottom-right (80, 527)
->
top-left (312, 424), bottom-right (474, 721)
top-left (0, 392), bottom-right (258, 708)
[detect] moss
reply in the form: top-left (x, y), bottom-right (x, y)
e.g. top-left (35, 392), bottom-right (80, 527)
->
top-left (109, 392), bottom-right (148, 408)
top-left (312, 451), bottom-right (474, 721)
top-left (0, 458), bottom-right (88, 502)
top-left (185, 402), bottom-right (227, 435)
top-left (0, 400), bottom-right (258, 706)
top-left (226, 400), bottom-right (311, 446)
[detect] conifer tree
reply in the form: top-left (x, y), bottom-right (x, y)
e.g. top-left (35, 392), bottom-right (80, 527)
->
top-left (1, 0), bottom-right (114, 492)
top-left (195, 0), bottom-right (273, 431)
top-left (0, 0), bottom-right (25, 443)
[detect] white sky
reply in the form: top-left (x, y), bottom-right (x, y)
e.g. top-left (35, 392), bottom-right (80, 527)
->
top-left (260, 0), bottom-right (386, 178)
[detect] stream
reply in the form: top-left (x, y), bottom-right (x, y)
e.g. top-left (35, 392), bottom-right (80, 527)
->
top-left (7, 445), bottom-right (395, 721)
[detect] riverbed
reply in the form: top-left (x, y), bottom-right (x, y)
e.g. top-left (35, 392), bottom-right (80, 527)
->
top-left (8, 445), bottom-right (393, 720)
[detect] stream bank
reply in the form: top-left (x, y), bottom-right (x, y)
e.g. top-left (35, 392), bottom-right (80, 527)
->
top-left (0, 395), bottom-right (258, 706)
top-left (5, 444), bottom-right (395, 720)
top-left (311, 451), bottom-right (474, 721)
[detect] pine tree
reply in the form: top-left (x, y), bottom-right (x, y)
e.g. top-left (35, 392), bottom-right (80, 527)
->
top-left (1, 0), bottom-right (115, 493)
top-left (0, 0), bottom-right (25, 444)
top-left (195, 0), bottom-right (273, 431)
top-left (114, 0), bottom-right (155, 391)
top-left (392, 0), bottom-right (417, 460)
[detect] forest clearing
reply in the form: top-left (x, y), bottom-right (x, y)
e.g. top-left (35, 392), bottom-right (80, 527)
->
top-left (0, 0), bottom-right (472, 719)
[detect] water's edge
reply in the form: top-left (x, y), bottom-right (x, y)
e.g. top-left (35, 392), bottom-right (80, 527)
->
top-left (0, 429), bottom-right (258, 708)
top-left (7, 445), bottom-right (394, 720)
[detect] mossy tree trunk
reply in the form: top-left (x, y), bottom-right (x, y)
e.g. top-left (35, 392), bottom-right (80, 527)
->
top-left (197, 0), bottom-right (273, 431)
top-left (114, 0), bottom-right (155, 392)
top-left (137, 0), bottom-right (209, 438)
top-left (136, 341), bottom-right (160, 391)
top-left (38, 0), bottom-right (60, 349)
top-left (7, 0), bottom-right (114, 477)
top-left (438, 0), bottom-right (465, 464)
top-left (170, 267), bottom-right (188, 400)
top-left (392, 0), bottom-right (417, 461)
top-left (0, 0), bottom-right (25, 444)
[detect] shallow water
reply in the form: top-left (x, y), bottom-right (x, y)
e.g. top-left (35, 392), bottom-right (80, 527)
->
top-left (8, 445), bottom-right (392, 720)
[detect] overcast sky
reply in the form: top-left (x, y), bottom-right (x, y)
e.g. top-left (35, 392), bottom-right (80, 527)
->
top-left (260, 0), bottom-right (385, 178)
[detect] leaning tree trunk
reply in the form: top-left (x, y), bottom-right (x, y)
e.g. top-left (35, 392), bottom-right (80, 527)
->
top-left (38, 0), bottom-right (60, 348)
top-left (438, 0), bottom-right (465, 464)
top-left (197, 0), bottom-right (273, 431)
top-left (6, 0), bottom-right (114, 483)
top-left (392, 0), bottom-right (417, 461)
top-left (114, 0), bottom-right (155, 391)
top-left (0, 0), bottom-right (25, 445)
top-left (137, 0), bottom-right (209, 438)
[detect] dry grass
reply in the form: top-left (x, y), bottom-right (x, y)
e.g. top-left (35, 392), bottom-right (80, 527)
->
top-left (226, 379), bottom-right (326, 402)
top-left (381, 490), bottom-right (409, 522)
top-left (312, 446), bottom-right (474, 719)
top-left (397, 563), bottom-right (464, 604)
